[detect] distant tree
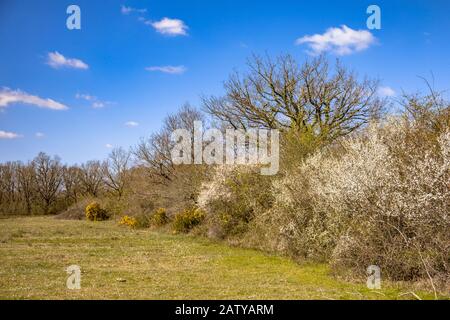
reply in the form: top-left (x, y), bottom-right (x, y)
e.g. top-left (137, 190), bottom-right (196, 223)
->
top-left (102, 147), bottom-right (131, 198)
top-left (203, 54), bottom-right (384, 140)
top-left (79, 161), bottom-right (104, 197)
top-left (33, 152), bottom-right (63, 214)
top-left (17, 162), bottom-right (36, 215)
top-left (62, 165), bottom-right (83, 203)
top-left (134, 104), bottom-right (204, 183)
top-left (0, 162), bottom-right (19, 208)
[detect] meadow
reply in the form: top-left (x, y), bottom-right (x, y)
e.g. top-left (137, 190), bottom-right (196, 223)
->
top-left (0, 216), bottom-right (439, 300)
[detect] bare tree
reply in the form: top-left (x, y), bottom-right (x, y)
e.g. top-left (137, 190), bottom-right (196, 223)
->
top-left (134, 104), bottom-right (204, 183)
top-left (17, 162), bottom-right (36, 215)
top-left (33, 153), bottom-right (63, 214)
top-left (135, 132), bottom-right (174, 183)
top-left (0, 162), bottom-right (20, 211)
top-left (0, 163), bottom-right (15, 202)
top-left (203, 54), bottom-right (384, 140)
top-left (400, 83), bottom-right (450, 134)
top-left (102, 147), bottom-right (131, 198)
top-left (79, 161), bottom-right (104, 197)
top-left (62, 165), bottom-right (83, 203)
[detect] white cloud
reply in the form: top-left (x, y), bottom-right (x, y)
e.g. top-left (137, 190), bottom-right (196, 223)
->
top-left (35, 132), bottom-right (45, 138)
top-left (0, 87), bottom-right (68, 110)
top-left (145, 65), bottom-right (187, 74)
top-left (105, 144), bottom-right (113, 149)
top-left (75, 93), bottom-right (95, 101)
top-left (121, 5), bottom-right (147, 15)
top-left (125, 121), bottom-right (139, 127)
top-left (378, 86), bottom-right (396, 97)
top-left (0, 130), bottom-right (22, 139)
top-left (148, 18), bottom-right (188, 36)
top-left (76, 93), bottom-right (112, 108)
top-left (47, 51), bottom-right (89, 70)
top-left (92, 101), bottom-right (105, 109)
top-left (296, 25), bottom-right (376, 56)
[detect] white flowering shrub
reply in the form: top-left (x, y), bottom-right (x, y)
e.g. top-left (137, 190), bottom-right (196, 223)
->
top-left (268, 119), bottom-right (449, 283)
top-left (197, 165), bottom-right (235, 211)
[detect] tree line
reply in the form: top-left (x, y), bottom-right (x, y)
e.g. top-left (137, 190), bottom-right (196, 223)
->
top-left (0, 148), bottom-right (131, 215)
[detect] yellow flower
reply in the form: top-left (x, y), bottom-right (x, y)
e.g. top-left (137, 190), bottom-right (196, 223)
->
top-left (118, 215), bottom-right (137, 228)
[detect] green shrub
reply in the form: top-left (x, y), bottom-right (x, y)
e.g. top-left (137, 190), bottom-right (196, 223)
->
top-left (103, 196), bottom-right (129, 219)
top-left (150, 208), bottom-right (169, 227)
top-left (132, 213), bottom-right (152, 228)
top-left (198, 166), bottom-right (274, 239)
top-left (116, 212), bottom-right (153, 229)
top-left (172, 207), bottom-right (206, 233)
top-left (85, 202), bottom-right (109, 221)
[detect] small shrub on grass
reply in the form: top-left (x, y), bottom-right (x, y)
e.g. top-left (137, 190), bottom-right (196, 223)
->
top-left (118, 213), bottom-right (152, 228)
top-left (56, 198), bottom-right (97, 220)
top-left (150, 208), bottom-right (169, 227)
top-left (118, 215), bottom-right (138, 228)
top-left (133, 213), bottom-right (152, 228)
top-left (172, 207), bottom-right (206, 233)
top-left (85, 202), bottom-right (109, 221)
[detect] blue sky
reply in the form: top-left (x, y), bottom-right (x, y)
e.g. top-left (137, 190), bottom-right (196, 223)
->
top-left (1, 0), bottom-right (449, 164)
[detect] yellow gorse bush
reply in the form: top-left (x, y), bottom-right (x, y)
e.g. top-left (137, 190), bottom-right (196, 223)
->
top-left (118, 215), bottom-right (138, 228)
top-left (150, 208), bottom-right (169, 227)
top-left (85, 202), bottom-right (109, 221)
top-left (172, 207), bottom-right (206, 233)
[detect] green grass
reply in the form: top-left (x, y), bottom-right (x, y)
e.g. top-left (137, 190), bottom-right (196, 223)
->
top-left (0, 216), bottom-right (438, 300)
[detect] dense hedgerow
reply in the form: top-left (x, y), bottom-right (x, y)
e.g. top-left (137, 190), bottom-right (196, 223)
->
top-left (270, 121), bottom-right (448, 286)
top-left (198, 112), bottom-right (449, 290)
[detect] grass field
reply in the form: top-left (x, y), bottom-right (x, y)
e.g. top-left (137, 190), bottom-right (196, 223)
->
top-left (0, 216), bottom-right (438, 300)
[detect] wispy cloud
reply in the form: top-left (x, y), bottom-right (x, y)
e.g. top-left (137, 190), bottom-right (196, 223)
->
top-left (0, 130), bottom-right (22, 139)
top-left (147, 17), bottom-right (188, 36)
top-left (296, 25), bottom-right (376, 56)
top-left (121, 5), bottom-right (147, 15)
top-left (105, 144), bottom-right (113, 149)
top-left (75, 93), bottom-right (95, 101)
top-left (145, 65), bottom-right (187, 74)
top-left (0, 87), bottom-right (68, 110)
top-left (35, 132), bottom-right (45, 138)
top-left (125, 121), bottom-right (139, 127)
top-left (92, 102), bottom-right (106, 108)
top-left (47, 51), bottom-right (89, 70)
top-left (75, 93), bottom-right (113, 108)
top-left (378, 86), bottom-right (396, 97)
